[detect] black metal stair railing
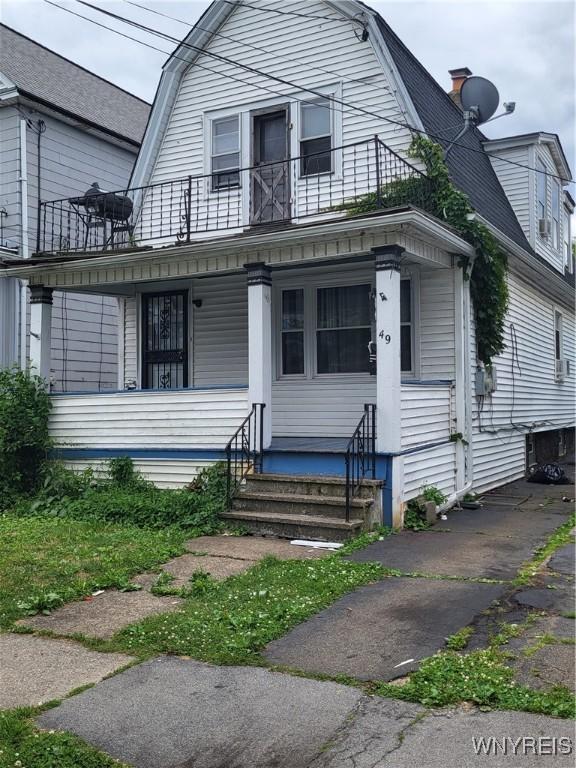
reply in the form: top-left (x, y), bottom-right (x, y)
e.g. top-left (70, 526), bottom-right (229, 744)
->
top-left (344, 403), bottom-right (377, 522)
top-left (225, 403), bottom-right (265, 510)
top-left (36, 136), bottom-right (434, 255)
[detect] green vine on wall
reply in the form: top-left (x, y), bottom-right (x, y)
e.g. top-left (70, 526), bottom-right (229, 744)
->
top-left (408, 136), bottom-right (509, 365)
top-left (340, 136), bottom-right (509, 365)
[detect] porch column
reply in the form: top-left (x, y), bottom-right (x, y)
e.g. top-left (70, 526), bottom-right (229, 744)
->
top-left (374, 246), bottom-right (404, 525)
top-left (245, 262), bottom-right (272, 448)
top-left (29, 285), bottom-right (53, 383)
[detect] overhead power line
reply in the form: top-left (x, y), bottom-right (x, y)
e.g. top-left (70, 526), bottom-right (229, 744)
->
top-left (47, 0), bottom-right (573, 184)
top-left (121, 0), bottom-right (400, 107)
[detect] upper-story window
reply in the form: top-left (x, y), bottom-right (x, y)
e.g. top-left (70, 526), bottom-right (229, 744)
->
top-left (300, 99), bottom-right (332, 176)
top-left (564, 210), bottom-right (573, 272)
top-left (211, 115), bottom-right (240, 190)
top-left (536, 159), bottom-right (547, 223)
top-left (551, 182), bottom-right (560, 250)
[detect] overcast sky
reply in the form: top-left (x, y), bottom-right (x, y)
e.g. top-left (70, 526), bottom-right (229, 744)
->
top-left (2, 0), bottom-right (574, 179)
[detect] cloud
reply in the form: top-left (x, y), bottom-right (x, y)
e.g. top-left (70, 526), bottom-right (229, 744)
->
top-left (2, 0), bottom-right (574, 175)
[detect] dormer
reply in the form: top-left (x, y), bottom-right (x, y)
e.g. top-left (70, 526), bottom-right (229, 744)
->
top-left (483, 133), bottom-right (573, 274)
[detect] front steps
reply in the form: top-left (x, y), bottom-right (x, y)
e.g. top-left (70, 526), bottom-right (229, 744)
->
top-left (222, 473), bottom-right (382, 541)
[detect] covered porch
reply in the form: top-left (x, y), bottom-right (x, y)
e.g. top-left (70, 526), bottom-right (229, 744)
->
top-left (9, 211), bottom-right (475, 525)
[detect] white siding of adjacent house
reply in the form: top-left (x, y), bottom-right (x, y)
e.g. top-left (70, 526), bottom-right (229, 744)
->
top-left (470, 269), bottom-right (575, 493)
top-left (20, 109), bottom-right (138, 390)
top-left (138, 0), bottom-right (419, 242)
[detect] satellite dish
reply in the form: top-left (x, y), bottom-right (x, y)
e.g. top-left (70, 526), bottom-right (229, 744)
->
top-left (460, 76), bottom-right (500, 124)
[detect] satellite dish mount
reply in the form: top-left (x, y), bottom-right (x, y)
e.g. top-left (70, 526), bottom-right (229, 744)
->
top-left (444, 76), bottom-right (501, 159)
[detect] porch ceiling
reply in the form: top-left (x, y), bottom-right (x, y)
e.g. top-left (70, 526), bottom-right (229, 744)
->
top-left (1, 209), bottom-right (473, 294)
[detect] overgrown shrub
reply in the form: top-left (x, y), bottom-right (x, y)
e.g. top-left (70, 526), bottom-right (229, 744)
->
top-left (15, 458), bottom-right (228, 532)
top-left (0, 367), bottom-right (52, 508)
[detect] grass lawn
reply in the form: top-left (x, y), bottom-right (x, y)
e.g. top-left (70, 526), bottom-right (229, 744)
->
top-left (0, 514), bottom-right (186, 629)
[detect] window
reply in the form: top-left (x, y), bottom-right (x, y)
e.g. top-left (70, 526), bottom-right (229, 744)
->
top-left (281, 289), bottom-right (304, 375)
top-left (554, 310), bottom-right (563, 361)
top-left (300, 99), bottom-right (332, 176)
top-left (551, 182), bottom-right (560, 249)
top-left (316, 284), bottom-right (371, 374)
top-left (563, 211), bottom-right (572, 271)
top-left (537, 159), bottom-right (547, 222)
top-left (211, 115), bottom-right (240, 190)
top-left (400, 279), bottom-right (413, 373)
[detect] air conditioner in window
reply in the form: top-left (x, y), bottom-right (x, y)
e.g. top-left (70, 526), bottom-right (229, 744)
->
top-left (555, 359), bottom-right (570, 382)
top-left (538, 218), bottom-right (551, 237)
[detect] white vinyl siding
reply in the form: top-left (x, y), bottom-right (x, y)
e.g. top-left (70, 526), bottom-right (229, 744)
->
top-left (403, 442), bottom-right (457, 500)
top-left (49, 388), bottom-right (249, 449)
top-left (140, 0), bottom-right (418, 241)
top-left (62, 458), bottom-right (217, 489)
top-left (532, 146), bottom-right (565, 270)
top-left (470, 270), bottom-right (575, 493)
top-left (488, 145), bottom-right (531, 237)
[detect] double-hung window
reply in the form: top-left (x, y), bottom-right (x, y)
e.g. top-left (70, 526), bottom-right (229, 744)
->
top-left (300, 98), bottom-right (332, 176)
top-left (281, 289), bottom-right (305, 375)
top-left (280, 280), bottom-right (414, 377)
top-left (536, 159), bottom-right (547, 223)
top-left (551, 182), bottom-right (560, 250)
top-left (316, 284), bottom-right (372, 374)
top-left (400, 279), bottom-right (413, 373)
top-left (554, 310), bottom-right (563, 361)
top-left (211, 115), bottom-right (240, 190)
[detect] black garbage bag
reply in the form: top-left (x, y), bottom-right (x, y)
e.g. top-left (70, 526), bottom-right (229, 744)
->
top-left (527, 463), bottom-right (572, 485)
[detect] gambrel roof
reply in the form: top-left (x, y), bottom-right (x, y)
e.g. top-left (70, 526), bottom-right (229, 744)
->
top-left (129, 0), bottom-right (555, 256)
top-left (0, 24), bottom-right (150, 145)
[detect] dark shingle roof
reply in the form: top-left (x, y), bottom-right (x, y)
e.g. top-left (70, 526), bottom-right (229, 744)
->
top-left (374, 15), bottom-right (532, 252)
top-left (0, 24), bottom-right (150, 145)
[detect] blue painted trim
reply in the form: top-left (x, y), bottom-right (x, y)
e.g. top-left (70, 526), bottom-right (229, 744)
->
top-left (54, 448), bottom-right (227, 461)
top-left (50, 384), bottom-right (248, 397)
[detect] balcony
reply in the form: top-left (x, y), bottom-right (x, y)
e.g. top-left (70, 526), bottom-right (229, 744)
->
top-left (36, 137), bottom-right (434, 256)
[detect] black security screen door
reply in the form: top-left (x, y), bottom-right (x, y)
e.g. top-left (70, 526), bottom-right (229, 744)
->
top-left (142, 291), bottom-right (188, 389)
top-left (251, 109), bottom-right (290, 224)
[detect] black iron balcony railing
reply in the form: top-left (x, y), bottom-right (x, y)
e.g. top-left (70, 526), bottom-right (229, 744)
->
top-left (36, 136), bottom-right (434, 255)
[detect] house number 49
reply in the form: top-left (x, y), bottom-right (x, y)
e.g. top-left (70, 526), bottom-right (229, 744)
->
top-left (378, 331), bottom-right (391, 344)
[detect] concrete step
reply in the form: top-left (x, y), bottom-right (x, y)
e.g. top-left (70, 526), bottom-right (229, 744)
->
top-left (244, 473), bottom-right (381, 500)
top-left (221, 509), bottom-right (364, 542)
top-left (232, 491), bottom-right (371, 520)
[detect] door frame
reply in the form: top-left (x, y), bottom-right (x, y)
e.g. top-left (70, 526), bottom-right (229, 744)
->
top-left (249, 104), bottom-right (291, 224)
top-left (141, 289), bottom-right (189, 390)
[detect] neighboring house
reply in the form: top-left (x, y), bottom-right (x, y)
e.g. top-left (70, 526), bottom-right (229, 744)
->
top-left (0, 24), bottom-right (149, 389)
top-left (1, 1), bottom-right (573, 536)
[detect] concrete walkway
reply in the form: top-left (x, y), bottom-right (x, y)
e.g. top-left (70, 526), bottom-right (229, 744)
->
top-left (264, 480), bottom-right (574, 679)
top-left (3, 477), bottom-right (573, 766)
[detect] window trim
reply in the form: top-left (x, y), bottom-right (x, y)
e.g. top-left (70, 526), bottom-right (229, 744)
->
top-left (274, 271), bottom-right (419, 381)
top-left (299, 97), bottom-right (333, 177)
top-left (554, 309), bottom-right (563, 362)
top-left (208, 113), bottom-right (242, 192)
top-left (551, 181), bottom-right (560, 250)
top-left (536, 157), bottom-right (547, 227)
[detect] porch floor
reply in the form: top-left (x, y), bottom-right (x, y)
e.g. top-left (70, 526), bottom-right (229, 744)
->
top-left (269, 437), bottom-right (349, 453)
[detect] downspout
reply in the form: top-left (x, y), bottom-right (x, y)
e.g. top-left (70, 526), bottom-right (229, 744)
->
top-left (18, 118), bottom-right (29, 368)
top-left (439, 257), bottom-right (475, 511)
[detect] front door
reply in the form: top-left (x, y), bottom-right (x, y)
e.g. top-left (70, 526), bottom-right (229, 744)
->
top-left (142, 291), bottom-right (188, 389)
top-left (251, 109), bottom-right (290, 225)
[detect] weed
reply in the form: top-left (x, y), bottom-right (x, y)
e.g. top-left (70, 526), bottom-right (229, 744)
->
top-left (114, 556), bottom-right (384, 664)
top-left (374, 649), bottom-right (575, 718)
top-left (446, 626), bottom-right (474, 650)
top-left (514, 513), bottom-right (575, 585)
top-left (338, 526), bottom-right (393, 555)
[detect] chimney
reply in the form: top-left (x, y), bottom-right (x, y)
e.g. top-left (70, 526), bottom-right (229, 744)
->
top-left (448, 67), bottom-right (472, 107)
